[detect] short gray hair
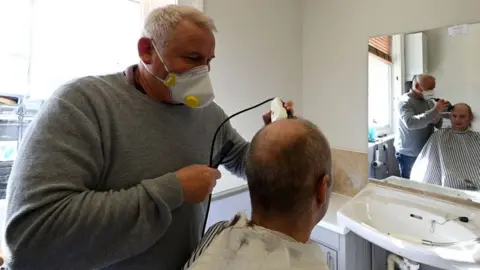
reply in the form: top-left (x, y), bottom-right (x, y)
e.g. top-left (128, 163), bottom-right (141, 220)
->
top-left (245, 118), bottom-right (332, 216)
top-left (413, 74), bottom-right (435, 89)
top-left (142, 5), bottom-right (217, 50)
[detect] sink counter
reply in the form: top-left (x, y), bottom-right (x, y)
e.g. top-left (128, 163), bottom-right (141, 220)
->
top-left (338, 183), bottom-right (480, 269)
top-left (316, 192), bottom-right (351, 235)
top-left (311, 193), bottom-right (371, 270)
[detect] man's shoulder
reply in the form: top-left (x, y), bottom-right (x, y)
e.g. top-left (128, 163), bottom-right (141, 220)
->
top-left (201, 217), bottom-right (240, 244)
top-left (205, 220), bottom-right (231, 236)
top-left (202, 101), bottom-right (229, 119)
top-left (437, 128), bottom-right (453, 136)
top-left (398, 92), bottom-right (417, 103)
top-left (182, 220), bottom-right (230, 270)
top-left (183, 213), bottom-right (248, 269)
top-left (51, 73), bottom-right (128, 106)
top-left (429, 128), bottom-right (448, 141)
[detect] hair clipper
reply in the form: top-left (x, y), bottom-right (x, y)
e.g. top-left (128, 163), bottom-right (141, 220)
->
top-left (433, 98), bottom-right (454, 112)
top-left (270, 97), bottom-right (292, 123)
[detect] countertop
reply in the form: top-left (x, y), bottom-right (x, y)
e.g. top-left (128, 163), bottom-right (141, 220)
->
top-left (368, 133), bottom-right (395, 148)
top-left (315, 192), bottom-right (351, 235)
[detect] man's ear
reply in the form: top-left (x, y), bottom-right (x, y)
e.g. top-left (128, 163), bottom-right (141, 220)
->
top-left (413, 83), bottom-right (419, 91)
top-left (138, 37), bottom-right (154, 65)
top-left (316, 175), bottom-right (329, 206)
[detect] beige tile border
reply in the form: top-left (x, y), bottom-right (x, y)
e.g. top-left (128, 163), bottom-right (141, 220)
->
top-left (331, 148), bottom-right (368, 197)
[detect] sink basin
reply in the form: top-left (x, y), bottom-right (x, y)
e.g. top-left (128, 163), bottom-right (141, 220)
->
top-left (337, 183), bottom-right (480, 269)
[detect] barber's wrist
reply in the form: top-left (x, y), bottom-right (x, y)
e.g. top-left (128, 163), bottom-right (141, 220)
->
top-left (426, 108), bottom-right (439, 120)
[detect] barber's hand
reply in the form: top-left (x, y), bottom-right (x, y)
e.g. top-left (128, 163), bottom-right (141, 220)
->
top-left (262, 100), bottom-right (295, 125)
top-left (176, 165), bottom-right (222, 204)
top-left (434, 99), bottom-right (449, 113)
top-left (445, 100), bottom-right (452, 109)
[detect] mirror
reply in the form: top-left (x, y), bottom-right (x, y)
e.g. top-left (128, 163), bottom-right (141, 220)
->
top-left (367, 22), bottom-right (480, 198)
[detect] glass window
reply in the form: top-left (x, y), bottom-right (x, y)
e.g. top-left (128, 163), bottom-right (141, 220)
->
top-left (0, 0), bottom-right (142, 199)
top-left (368, 53), bottom-right (393, 132)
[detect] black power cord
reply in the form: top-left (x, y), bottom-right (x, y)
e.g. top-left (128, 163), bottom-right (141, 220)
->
top-left (201, 97), bottom-right (275, 236)
top-left (207, 98), bottom-right (275, 167)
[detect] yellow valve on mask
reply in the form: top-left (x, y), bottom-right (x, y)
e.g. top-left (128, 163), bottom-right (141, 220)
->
top-left (184, 95), bottom-right (200, 108)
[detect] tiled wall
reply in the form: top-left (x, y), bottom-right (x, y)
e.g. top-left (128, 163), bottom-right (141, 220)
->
top-left (331, 148), bottom-right (369, 197)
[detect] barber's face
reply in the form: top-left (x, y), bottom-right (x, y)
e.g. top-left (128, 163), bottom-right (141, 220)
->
top-left (138, 20), bottom-right (215, 78)
top-left (451, 106), bottom-right (471, 131)
top-left (417, 78), bottom-right (436, 92)
top-left (154, 21), bottom-right (216, 77)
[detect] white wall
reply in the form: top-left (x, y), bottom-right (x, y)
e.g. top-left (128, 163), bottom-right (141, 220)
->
top-left (302, 0), bottom-right (480, 152)
top-left (205, 0), bottom-right (302, 192)
top-left (425, 23), bottom-right (480, 131)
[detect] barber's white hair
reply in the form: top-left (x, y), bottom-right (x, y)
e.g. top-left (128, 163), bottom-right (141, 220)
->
top-left (414, 74), bottom-right (435, 89)
top-left (142, 5), bottom-right (217, 50)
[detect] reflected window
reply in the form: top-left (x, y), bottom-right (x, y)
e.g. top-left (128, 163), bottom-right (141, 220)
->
top-left (0, 0), bottom-right (142, 199)
top-left (368, 35), bottom-right (393, 135)
top-left (368, 54), bottom-right (392, 130)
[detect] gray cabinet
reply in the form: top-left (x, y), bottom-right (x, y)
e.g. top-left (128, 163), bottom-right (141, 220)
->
top-left (371, 244), bottom-right (444, 270)
top-left (310, 225), bottom-right (371, 270)
top-left (316, 242), bottom-right (338, 270)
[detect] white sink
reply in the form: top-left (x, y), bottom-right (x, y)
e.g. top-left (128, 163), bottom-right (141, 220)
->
top-left (337, 183), bottom-right (480, 269)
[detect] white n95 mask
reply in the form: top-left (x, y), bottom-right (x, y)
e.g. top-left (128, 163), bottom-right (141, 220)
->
top-left (422, 90), bottom-right (436, 100)
top-left (143, 42), bottom-right (215, 108)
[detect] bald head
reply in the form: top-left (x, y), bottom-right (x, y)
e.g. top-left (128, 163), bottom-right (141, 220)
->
top-left (246, 118), bottom-right (332, 218)
top-left (413, 74), bottom-right (436, 92)
top-left (451, 103), bottom-right (474, 131)
top-left (249, 119), bottom-right (321, 164)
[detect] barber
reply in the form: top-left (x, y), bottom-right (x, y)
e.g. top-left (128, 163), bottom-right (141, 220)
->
top-left (4, 5), bottom-right (294, 270)
top-left (394, 74), bottom-right (449, 179)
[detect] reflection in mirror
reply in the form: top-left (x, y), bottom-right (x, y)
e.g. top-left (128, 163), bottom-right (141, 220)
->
top-left (367, 22), bottom-right (480, 198)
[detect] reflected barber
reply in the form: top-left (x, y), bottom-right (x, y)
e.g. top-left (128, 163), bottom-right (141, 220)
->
top-left (4, 5), bottom-right (294, 270)
top-left (393, 74), bottom-right (449, 179)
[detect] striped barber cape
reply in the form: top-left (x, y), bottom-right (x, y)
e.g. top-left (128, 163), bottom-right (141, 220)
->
top-left (182, 220), bottom-right (231, 269)
top-left (182, 212), bottom-right (328, 270)
top-left (411, 128), bottom-right (480, 190)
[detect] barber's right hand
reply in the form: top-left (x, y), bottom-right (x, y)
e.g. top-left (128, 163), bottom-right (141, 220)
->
top-left (434, 99), bottom-right (449, 113)
top-left (176, 165), bottom-right (222, 204)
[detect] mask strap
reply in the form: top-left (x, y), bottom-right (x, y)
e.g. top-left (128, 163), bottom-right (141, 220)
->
top-left (139, 40), bottom-right (172, 85)
top-left (151, 41), bottom-right (171, 75)
top-left (140, 61), bottom-right (166, 83)
top-left (415, 76), bottom-right (425, 91)
top-left (147, 40), bottom-right (178, 87)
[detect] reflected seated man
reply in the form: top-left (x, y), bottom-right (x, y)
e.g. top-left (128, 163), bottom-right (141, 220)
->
top-left (183, 118), bottom-right (333, 270)
top-left (410, 103), bottom-right (480, 190)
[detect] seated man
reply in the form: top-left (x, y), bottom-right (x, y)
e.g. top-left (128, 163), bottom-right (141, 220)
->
top-left (410, 103), bottom-right (480, 190)
top-left (183, 118), bottom-right (333, 270)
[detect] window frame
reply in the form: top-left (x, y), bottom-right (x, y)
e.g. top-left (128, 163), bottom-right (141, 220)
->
top-left (0, 0), bottom-right (142, 199)
top-left (368, 53), bottom-right (394, 135)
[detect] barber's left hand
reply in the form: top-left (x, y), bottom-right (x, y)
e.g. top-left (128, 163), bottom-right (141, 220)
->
top-left (445, 100), bottom-right (452, 111)
top-left (262, 100), bottom-right (295, 125)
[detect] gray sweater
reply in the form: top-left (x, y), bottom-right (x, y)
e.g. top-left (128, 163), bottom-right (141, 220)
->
top-left (4, 73), bottom-right (249, 269)
top-left (394, 91), bottom-right (442, 157)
